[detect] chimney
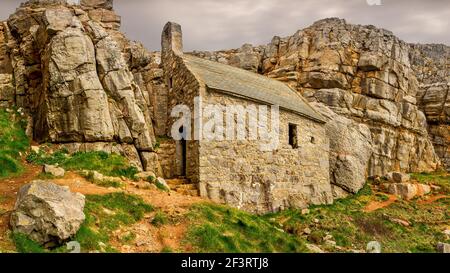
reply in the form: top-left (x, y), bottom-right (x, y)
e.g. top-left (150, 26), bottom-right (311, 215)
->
top-left (161, 22), bottom-right (183, 58)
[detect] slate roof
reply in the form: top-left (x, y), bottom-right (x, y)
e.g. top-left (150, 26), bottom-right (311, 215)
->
top-left (183, 54), bottom-right (326, 123)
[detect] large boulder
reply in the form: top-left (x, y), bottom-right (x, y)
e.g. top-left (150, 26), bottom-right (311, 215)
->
top-left (312, 102), bottom-right (373, 194)
top-left (10, 181), bottom-right (85, 246)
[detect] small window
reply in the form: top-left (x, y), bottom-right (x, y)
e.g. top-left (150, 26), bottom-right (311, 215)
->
top-left (168, 77), bottom-right (173, 89)
top-left (289, 123), bottom-right (298, 149)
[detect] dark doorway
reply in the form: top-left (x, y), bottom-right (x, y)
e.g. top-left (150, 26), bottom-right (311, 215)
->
top-left (179, 126), bottom-right (187, 177)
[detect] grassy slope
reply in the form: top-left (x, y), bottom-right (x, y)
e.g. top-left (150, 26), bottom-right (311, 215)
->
top-left (184, 203), bottom-right (309, 253)
top-left (27, 150), bottom-right (139, 180)
top-left (0, 109), bottom-right (29, 178)
top-left (184, 173), bottom-right (449, 253)
top-left (11, 172), bottom-right (449, 253)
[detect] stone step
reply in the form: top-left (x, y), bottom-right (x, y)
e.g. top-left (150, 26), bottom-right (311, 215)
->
top-left (166, 179), bottom-right (188, 186)
top-left (175, 184), bottom-right (197, 191)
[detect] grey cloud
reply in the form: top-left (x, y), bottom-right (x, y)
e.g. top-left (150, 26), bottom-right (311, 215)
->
top-left (1, 0), bottom-right (449, 51)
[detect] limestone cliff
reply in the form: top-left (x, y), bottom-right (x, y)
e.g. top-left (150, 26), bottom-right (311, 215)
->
top-left (409, 44), bottom-right (449, 170)
top-left (0, 0), bottom-right (162, 172)
top-left (191, 18), bottom-right (445, 193)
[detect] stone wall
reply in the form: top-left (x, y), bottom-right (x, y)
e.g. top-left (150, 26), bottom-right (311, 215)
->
top-left (199, 91), bottom-right (333, 213)
top-left (156, 138), bottom-right (177, 179)
top-left (161, 23), bottom-right (203, 184)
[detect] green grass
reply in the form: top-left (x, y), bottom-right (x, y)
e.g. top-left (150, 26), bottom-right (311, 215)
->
top-left (151, 211), bottom-right (169, 227)
top-left (411, 171), bottom-right (450, 193)
top-left (146, 176), bottom-right (156, 183)
top-left (184, 203), bottom-right (309, 253)
top-left (37, 173), bottom-right (56, 180)
top-left (155, 180), bottom-right (169, 192)
top-left (184, 174), bottom-right (449, 253)
top-left (263, 177), bottom-right (449, 253)
top-left (74, 192), bottom-right (153, 252)
top-left (12, 233), bottom-right (46, 253)
top-left (120, 232), bottom-right (136, 244)
top-left (161, 246), bottom-right (174, 253)
top-left (27, 150), bottom-right (139, 180)
top-left (0, 109), bottom-right (30, 178)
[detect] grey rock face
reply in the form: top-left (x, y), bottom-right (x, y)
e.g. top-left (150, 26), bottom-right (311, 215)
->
top-left (1, 2), bottom-right (156, 171)
top-left (10, 181), bottom-right (85, 246)
top-left (410, 44), bottom-right (449, 170)
top-left (192, 17), bottom-right (442, 182)
top-left (312, 102), bottom-right (373, 193)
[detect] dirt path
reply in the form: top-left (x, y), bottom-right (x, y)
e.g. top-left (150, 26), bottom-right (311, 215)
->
top-left (0, 164), bottom-right (207, 253)
top-left (51, 172), bottom-right (208, 253)
top-left (363, 194), bottom-right (397, 212)
top-left (363, 191), bottom-right (449, 213)
top-left (418, 195), bottom-right (450, 205)
top-left (118, 183), bottom-right (207, 252)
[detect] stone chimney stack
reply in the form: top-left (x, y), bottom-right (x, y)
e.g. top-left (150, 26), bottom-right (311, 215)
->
top-left (161, 22), bottom-right (183, 58)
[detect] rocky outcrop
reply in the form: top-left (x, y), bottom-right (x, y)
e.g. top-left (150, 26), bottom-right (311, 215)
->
top-left (192, 18), bottom-right (442, 189)
top-left (410, 44), bottom-right (449, 170)
top-left (0, 24), bottom-right (15, 108)
top-left (312, 102), bottom-right (373, 194)
top-left (0, 0), bottom-right (161, 171)
top-left (10, 180), bottom-right (85, 246)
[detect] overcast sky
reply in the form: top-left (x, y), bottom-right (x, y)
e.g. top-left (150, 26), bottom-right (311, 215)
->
top-left (1, 0), bottom-right (449, 51)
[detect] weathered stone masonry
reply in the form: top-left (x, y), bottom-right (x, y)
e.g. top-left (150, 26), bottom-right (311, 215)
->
top-left (161, 22), bottom-right (333, 213)
top-left (199, 92), bottom-right (332, 213)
